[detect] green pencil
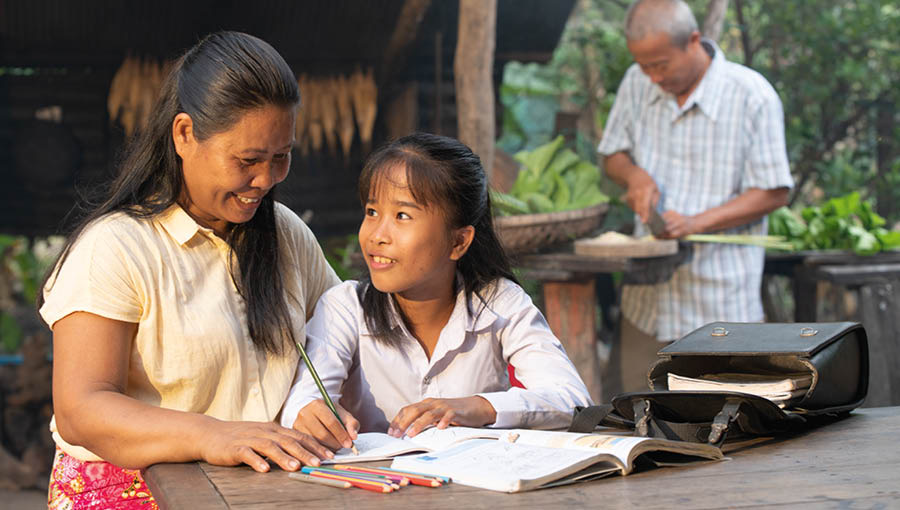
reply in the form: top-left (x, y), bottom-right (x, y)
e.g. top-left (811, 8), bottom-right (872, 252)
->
top-left (295, 341), bottom-right (359, 455)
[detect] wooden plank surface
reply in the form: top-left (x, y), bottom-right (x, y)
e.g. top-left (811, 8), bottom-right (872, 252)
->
top-left (144, 461), bottom-right (228, 509)
top-left (147, 408), bottom-right (900, 509)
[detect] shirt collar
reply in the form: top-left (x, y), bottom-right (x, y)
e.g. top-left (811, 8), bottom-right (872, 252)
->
top-left (357, 274), bottom-right (501, 341)
top-left (157, 203), bottom-right (207, 246)
top-left (648, 38), bottom-right (724, 121)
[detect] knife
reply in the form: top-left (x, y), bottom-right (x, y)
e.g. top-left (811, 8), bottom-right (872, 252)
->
top-left (646, 207), bottom-right (667, 237)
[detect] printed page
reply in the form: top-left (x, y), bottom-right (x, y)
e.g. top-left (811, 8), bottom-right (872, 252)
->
top-left (322, 432), bottom-right (429, 464)
top-left (406, 426), bottom-right (502, 451)
top-left (504, 429), bottom-right (648, 466)
top-left (391, 438), bottom-right (603, 493)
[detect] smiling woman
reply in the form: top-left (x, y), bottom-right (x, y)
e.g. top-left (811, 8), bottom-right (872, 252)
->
top-left (36, 31), bottom-right (340, 509)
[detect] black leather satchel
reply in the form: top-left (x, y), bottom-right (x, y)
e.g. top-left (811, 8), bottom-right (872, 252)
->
top-left (569, 322), bottom-right (869, 446)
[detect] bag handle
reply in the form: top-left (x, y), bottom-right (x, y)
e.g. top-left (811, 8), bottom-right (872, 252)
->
top-left (568, 404), bottom-right (634, 433)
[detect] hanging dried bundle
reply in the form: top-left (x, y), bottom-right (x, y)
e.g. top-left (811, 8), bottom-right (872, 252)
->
top-left (295, 74), bottom-right (310, 156)
top-left (107, 55), bottom-right (166, 137)
top-left (305, 79), bottom-right (324, 153)
top-left (350, 67), bottom-right (378, 153)
top-left (318, 78), bottom-right (339, 157)
top-left (334, 75), bottom-right (355, 161)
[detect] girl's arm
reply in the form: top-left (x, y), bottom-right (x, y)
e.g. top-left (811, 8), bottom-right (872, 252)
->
top-left (479, 283), bottom-right (594, 429)
top-left (281, 284), bottom-right (360, 450)
top-left (52, 311), bottom-right (331, 471)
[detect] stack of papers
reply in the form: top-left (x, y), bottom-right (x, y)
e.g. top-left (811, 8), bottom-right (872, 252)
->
top-left (667, 372), bottom-right (813, 407)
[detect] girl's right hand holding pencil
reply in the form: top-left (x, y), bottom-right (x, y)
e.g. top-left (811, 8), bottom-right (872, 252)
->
top-left (293, 399), bottom-right (361, 451)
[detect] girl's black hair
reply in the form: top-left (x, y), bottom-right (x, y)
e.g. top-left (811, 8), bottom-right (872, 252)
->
top-left (356, 132), bottom-right (518, 347)
top-left (38, 31), bottom-right (300, 355)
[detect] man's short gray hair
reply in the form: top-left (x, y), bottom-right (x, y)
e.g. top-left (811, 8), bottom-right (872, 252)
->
top-left (625, 0), bottom-right (699, 47)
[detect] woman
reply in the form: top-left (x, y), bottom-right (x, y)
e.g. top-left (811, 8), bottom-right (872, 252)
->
top-left (39, 31), bottom-right (338, 509)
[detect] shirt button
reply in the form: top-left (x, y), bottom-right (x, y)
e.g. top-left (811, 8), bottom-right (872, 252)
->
top-left (251, 387), bottom-right (260, 395)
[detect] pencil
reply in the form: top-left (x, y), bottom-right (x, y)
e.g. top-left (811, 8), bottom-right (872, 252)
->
top-left (301, 466), bottom-right (400, 489)
top-left (288, 472), bottom-right (351, 489)
top-left (294, 340), bottom-right (359, 455)
top-left (332, 465), bottom-right (410, 486)
top-left (367, 466), bottom-right (450, 484)
top-left (306, 470), bottom-right (393, 493)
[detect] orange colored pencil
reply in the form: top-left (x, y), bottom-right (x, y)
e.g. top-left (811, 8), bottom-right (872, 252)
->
top-left (332, 465), bottom-right (410, 486)
top-left (307, 470), bottom-right (393, 493)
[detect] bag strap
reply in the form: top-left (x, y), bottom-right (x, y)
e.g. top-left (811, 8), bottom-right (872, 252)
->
top-left (568, 404), bottom-right (633, 433)
top-left (632, 397), bottom-right (742, 447)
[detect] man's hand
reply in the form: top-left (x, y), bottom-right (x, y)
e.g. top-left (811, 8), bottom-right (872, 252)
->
top-left (659, 210), bottom-right (700, 238)
top-left (603, 152), bottom-right (660, 223)
top-left (388, 396), bottom-right (497, 438)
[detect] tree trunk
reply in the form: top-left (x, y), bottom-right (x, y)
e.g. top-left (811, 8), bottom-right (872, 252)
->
top-left (454, 0), bottom-right (496, 178)
top-left (875, 100), bottom-right (898, 221)
top-left (702, 0), bottom-right (729, 42)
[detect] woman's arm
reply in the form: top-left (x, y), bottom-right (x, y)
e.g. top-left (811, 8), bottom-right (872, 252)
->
top-left (52, 311), bottom-right (331, 471)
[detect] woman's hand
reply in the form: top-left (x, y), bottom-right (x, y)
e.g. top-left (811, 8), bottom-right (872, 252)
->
top-left (199, 418), bottom-right (334, 473)
top-left (388, 396), bottom-right (497, 438)
top-left (292, 399), bottom-right (360, 452)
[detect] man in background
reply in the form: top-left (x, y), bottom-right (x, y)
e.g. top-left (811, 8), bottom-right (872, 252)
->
top-left (598, 0), bottom-right (793, 394)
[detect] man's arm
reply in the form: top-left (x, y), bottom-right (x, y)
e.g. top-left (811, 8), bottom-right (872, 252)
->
top-left (661, 187), bottom-right (789, 238)
top-left (603, 151), bottom-right (660, 224)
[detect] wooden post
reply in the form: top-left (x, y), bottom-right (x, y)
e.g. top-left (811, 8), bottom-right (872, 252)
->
top-left (454, 0), bottom-right (496, 178)
top-left (542, 279), bottom-right (602, 403)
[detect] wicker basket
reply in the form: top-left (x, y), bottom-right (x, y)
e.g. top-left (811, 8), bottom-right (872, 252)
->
top-left (494, 203), bottom-right (609, 254)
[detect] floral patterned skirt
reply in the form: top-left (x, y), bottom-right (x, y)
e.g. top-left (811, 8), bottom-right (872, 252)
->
top-left (48, 447), bottom-right (158, 510)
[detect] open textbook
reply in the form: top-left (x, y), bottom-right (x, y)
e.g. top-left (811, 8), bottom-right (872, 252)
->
top-left (373, 427), bottom-right (724, 493)
top-left (667, 372), bottom-right (813, 407)
top-left (322, 426), bottom-right (501, 464)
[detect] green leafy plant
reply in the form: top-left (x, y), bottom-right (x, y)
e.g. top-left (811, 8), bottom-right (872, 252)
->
top-left (492, 136), bottom-right (609, 215)
top-left (768, 192), bottom-right (900, 254)
top-left (321, 234), bottom-right (361, 281)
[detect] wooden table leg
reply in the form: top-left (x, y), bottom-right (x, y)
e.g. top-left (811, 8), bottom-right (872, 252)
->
top-left (858, 282), bottom-right (900, 407)
top-left (542, 278), bottom-right (602, 403)
top-left (794, 265), bottom-right (818, 321)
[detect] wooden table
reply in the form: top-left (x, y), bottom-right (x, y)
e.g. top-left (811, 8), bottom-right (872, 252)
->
top-left (144, 407), bottom-right (900, 509)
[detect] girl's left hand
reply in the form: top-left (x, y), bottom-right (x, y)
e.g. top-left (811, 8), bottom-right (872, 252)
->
top-left (388, 396), bottom-right (497, 438)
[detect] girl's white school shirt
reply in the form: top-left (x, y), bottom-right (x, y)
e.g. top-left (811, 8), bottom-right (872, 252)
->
top-left (280, 278), bottom-right (593, 432)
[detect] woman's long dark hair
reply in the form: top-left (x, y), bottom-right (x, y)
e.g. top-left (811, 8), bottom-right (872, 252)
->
top-left (38, 31), bottom-right (300, 355)
top-left (356, 133), bottom-right (518, 347)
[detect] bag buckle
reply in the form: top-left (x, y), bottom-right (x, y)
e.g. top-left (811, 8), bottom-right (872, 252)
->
top-left (708, 399), bottom-right (741, 446)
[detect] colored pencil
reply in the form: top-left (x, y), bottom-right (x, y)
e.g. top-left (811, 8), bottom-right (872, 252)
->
top-left (288, 472), bottom-right (351, 489)
top-left (294, 340), bottom-right (359, 455)
top-left (332, 465), bottom-right (411, 486)
top-left (365, 465), bottom-right (449, 484)
top-left (306, 470), bottom-right (393, 493)
top-left (301, 466), bottom-right (400, 490)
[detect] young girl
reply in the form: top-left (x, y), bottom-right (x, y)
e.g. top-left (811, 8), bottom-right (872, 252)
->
top-left (280, 133), bottom-right (592, 451)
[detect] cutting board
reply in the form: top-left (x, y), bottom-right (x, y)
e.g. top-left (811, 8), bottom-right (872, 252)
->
top-left (574, 234), bottom-right (678, 258)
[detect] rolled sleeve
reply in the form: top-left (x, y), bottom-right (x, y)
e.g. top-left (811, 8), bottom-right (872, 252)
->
top-left (40, 220), bottom-right (143, 328)
top-left (597, 65), bottom-right (639, 157)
